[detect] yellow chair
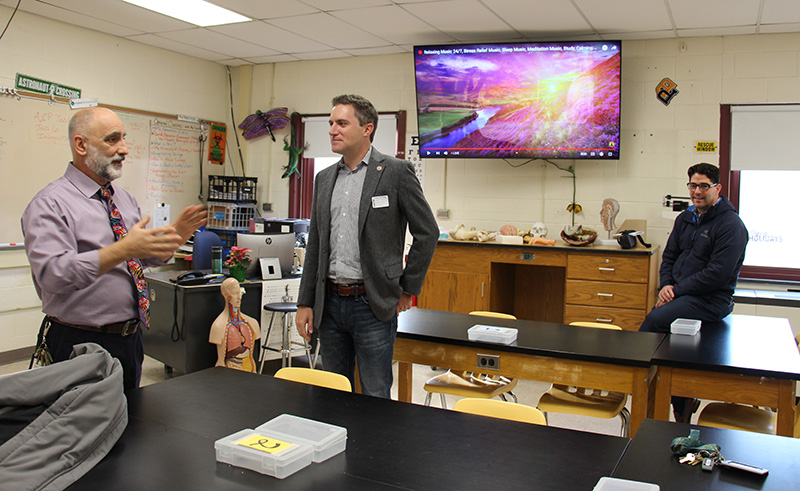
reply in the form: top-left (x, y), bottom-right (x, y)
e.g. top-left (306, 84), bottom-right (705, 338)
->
top-left (569, 321), bottom-right (621, 329)
top-left (696, 332), bottom-right (800, 436)
top-left (422, 311), bottom-right (518, 409)
top-left (468, 311), bottom-right (516, 319)
top-left (452, 398), bottom-right (546, 425)
top-left (536, 322), bottom-right (630, 437)
top-left (274, 367), bottom-right (352, 392)
top-left (697, 403), bottom-right (776, 435)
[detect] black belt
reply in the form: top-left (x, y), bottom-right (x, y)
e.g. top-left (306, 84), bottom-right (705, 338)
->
top-left (328, 280), bottom-right (366, 296)
top-left (49, 317), bottom-right (140, 337)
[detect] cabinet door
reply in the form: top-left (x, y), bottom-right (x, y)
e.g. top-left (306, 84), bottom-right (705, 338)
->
top-left (418, 271), bottom-right (489, 313)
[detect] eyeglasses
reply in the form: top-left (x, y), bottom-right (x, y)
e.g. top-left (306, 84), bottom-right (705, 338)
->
top-left (687, 182), bottom-right (719, 192)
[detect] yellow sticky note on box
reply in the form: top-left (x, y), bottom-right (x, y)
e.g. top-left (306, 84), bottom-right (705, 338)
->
top-left (235, 434), bottom-right (294, 454)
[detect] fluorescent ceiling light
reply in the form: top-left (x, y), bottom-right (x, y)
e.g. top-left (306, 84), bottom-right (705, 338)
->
top-left (123, 0), bottom-right (251, 27)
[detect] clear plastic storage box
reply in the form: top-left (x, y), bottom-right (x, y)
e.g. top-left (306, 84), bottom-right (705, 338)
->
top-left (467, 324), bottom-right (518, 345)
top-left (214, 428), bottom-right (313, 479)
top-left (256, 414), bottom-right (347, 463)
top-left (670, 318), bottom-right (701, 336)
top-left (594, 477), bottom-right (660, 490)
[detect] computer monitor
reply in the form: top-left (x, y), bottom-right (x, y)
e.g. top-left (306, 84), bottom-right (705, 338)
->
top-left (235, 233), bottom-right (295, 279)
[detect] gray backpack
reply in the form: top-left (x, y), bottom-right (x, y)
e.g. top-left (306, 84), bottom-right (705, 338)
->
top-left (0, 343), bottom-right (128, 490)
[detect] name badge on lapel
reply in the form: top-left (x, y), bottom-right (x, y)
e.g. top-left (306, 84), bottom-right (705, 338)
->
top-left (372, 195), bottom-right (389, 208)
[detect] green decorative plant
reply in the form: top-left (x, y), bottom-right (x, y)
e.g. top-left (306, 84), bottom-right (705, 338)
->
top-left (224, 247), bottom-right (251, 282)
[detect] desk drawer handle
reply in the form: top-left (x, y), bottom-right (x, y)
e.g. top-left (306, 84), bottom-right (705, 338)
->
top-left (595, 318), bottom-right (614, 323)
top-left (596, 293), bottom-right (614, 297)
top-left (598, 267), bottom-right (615, 272)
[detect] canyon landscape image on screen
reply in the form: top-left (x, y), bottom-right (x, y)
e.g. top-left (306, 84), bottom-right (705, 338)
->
top-left (414, 41), bottom-right (621, 159)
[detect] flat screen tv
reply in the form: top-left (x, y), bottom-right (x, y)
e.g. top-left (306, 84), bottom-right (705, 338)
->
top-left (413, 41), bottom-right (621, 159)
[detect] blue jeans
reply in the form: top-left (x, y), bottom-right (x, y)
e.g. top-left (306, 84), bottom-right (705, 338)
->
top-left (318, 290), bottom-right (397, 398)
top-left (639, 292), bottom-right (733, 417)
top-left (639, 293), bottom-right (733, 334)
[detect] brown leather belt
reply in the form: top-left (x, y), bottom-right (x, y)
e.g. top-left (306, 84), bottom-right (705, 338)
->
top-left (49, 317), bottom-right (140, 337)
top-left (328, 280), bottom-right (366, 296)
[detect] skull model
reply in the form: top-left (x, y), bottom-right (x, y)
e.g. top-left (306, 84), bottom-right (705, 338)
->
top-left (531, 222), bottom-right (548, 238)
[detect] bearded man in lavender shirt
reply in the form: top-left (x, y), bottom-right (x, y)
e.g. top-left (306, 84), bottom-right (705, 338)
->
top-left (22, 107), bottom-right (206, 390)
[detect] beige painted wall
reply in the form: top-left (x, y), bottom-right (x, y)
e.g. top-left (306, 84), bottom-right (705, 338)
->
top-left (3, 6), bottom-right (800, 354)
top-left (240, 34), bottom-right (800, 251)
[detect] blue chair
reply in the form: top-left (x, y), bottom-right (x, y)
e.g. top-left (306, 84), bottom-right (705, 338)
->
top-left (193, 231), bottom-right (223, 270)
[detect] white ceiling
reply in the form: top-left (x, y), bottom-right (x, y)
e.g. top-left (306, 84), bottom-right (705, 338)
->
top-left (2, 0), bottom-right (800, 65)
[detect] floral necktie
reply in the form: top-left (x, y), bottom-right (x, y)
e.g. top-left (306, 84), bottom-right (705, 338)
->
top-left (100, 186), bottom-right (150, 329)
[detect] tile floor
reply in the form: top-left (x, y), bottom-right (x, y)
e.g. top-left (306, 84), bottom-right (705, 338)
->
top-left (2, 353), bottom-right (701, 438)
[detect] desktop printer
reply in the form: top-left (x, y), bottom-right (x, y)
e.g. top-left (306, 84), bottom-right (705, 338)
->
top-left (250, 218), bottom-right (310, 235)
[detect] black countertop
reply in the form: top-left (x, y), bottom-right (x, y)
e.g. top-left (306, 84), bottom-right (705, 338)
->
top-left (614, 418), bottom-right (800, 491)
top-left (70, 368), bottom-right (629, 490)
top-left (651, 314), bottom-right (800, 379)
top-left (398, 308), bottom-right (666, 368)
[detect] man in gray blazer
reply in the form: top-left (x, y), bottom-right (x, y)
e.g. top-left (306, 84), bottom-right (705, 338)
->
top-left (296, 94), bottom-right (438, 398)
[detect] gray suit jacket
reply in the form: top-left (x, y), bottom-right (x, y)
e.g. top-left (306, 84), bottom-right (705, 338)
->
top-left (298, 148), bottom-right (438, 325)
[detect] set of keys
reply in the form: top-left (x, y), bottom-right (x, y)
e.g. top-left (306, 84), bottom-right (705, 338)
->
top-left (679, 453), bottom-right (768, 475)
top-left (679, 452), bottom-right (716, 471)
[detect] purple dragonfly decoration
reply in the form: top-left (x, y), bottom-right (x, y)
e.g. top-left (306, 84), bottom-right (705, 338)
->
top-left (238, 107), bottom-right (290, 141)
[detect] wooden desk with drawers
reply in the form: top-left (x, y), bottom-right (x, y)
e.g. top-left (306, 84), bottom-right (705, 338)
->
top-left (417, 240), bottom-right (659, 330)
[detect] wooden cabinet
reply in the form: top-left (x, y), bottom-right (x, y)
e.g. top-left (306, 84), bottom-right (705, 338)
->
top-left (564, 253), bottom-right (657, 330)
top-left (418, 270), bottom-right (489, 313)
top-left (418, 241), bottom-right (659, 330)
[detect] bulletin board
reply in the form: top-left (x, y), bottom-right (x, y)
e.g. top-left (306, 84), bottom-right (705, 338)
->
top-left (0, 93), bottom-right (216, 243)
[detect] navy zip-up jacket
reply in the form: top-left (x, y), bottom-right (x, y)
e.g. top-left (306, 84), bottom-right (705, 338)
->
top-left (660, 196), bottom-right (748, 299)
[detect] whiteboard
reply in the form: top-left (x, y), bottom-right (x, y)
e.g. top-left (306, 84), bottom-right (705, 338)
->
top-left (0, 95), bottom-right (211, 243)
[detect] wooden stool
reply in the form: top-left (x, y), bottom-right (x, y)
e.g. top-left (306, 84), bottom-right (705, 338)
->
top-left (259, 302), bottom-right (312, 373)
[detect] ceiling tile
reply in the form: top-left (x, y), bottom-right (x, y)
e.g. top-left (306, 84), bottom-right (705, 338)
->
top-left (126, 34), bottom-right (230, 61)
top-left (481, 0), bottom-right (590, 34)
top-left (4, 0), bottom-right (800, 65)
top-left (301, 0), bottom-right (392, 11)
top-left (677, 26), bottom-right (758, 38)
top-left (575, 0), bottom-right (673, 33)
top-left (267, 12), bottom-right (391, 49)
top-left (615, 30), bottom-right (676, 40)
top-left (761, 22), bottom-right (800, 34)
top-left (210, 21), bottom-right (331, 54)
top-left (343, 45), bottom-right (409, 56)
top-left (211, 0), bottom-right (321, 19)
top-left (156, 28), bottom-right (280, 58)
top-left (761, 0), bottom-right (800, 25)
top-left (0, 0), bottom-right (144, 37)
top-left (402, 0), bottom-right (514, 41)
top-left (668, 0), bottom-right (761, 29)
top-left (241, 54), bottom-right (302, 64)
top-left (218, 58), bottom-right (255, 66)
top-left (291, 49), bottom-right (353, 61)
top-left (36, 0), bottom-right (195, 33)
top-left (331, 5), bottom-right (454, 45)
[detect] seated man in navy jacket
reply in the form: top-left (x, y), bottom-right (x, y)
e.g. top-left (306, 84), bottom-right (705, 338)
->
top-left (639, 162), bottom-right (748, 422)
